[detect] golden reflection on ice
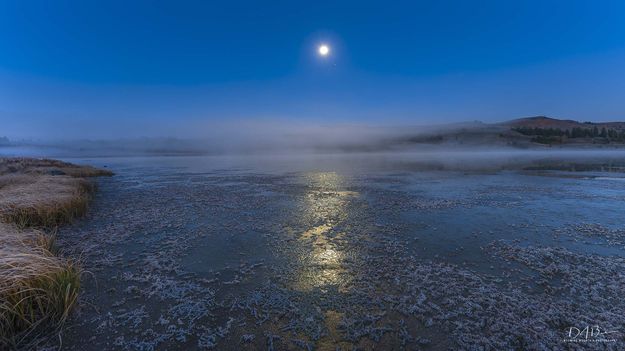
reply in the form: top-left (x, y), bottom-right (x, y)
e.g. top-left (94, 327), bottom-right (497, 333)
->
top-left (294, 172), bottom-right (358, 292)
top-left (301, 223), bottom-right (332, 240)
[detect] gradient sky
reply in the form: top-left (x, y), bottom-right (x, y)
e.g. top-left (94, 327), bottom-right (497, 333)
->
top-left (1, 0), bottom-right (625, 139)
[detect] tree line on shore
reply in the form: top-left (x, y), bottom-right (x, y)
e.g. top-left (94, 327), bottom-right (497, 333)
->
top-left (512, 126), bottom-right (625, 144)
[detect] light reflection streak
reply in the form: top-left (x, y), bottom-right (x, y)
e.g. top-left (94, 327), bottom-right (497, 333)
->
top-left (294, 172), bottom-right (358, 291)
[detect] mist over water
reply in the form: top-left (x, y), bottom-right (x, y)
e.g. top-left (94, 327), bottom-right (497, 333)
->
top-left (0, 120), bottom-right (446, 154)
top-left (4, 118), bottom-right (625, 176)
top-left (4, 144), bottom-right (625, 177)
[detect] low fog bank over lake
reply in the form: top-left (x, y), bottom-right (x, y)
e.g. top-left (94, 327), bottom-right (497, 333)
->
top-left (4, 143), bottom-right (625, 173)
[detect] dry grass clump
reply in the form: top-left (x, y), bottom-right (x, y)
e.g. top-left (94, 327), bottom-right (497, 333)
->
top-left (0, 174), bottom-right (95, 228)
top-left (0, 158), bottom-right (109, 347)
top-left (0, 157), bottom-right (112, 228)
top-left (0, 224), bottom-right (80, 348)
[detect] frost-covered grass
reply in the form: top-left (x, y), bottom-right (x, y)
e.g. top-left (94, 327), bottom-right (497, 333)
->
top-left (0, 174), bottom-right (95, 228)
top-left (0, 223), bottom-right (81, 347)
top-left (0, 157), bottom-right (110, 348)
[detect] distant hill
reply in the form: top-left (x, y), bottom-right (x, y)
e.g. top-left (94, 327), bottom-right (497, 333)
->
top-left (501, 116), bottom-right (625, 131)
top-left (391, 116), bottom-right (625, 149)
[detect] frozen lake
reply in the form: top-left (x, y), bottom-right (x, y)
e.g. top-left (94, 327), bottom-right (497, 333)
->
top-left (9, 151), bottom-right (625, 350)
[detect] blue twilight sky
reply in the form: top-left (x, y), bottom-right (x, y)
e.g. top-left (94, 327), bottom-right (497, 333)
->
top-left (1, 0), bottom-right (625, 139)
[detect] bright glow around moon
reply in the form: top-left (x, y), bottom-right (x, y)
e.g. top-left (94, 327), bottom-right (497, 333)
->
top-left (318, 44), bottom-right (330, 56)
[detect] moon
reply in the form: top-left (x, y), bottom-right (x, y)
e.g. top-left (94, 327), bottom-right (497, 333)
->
top-left (318, 44), bottom-right (330, 56)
